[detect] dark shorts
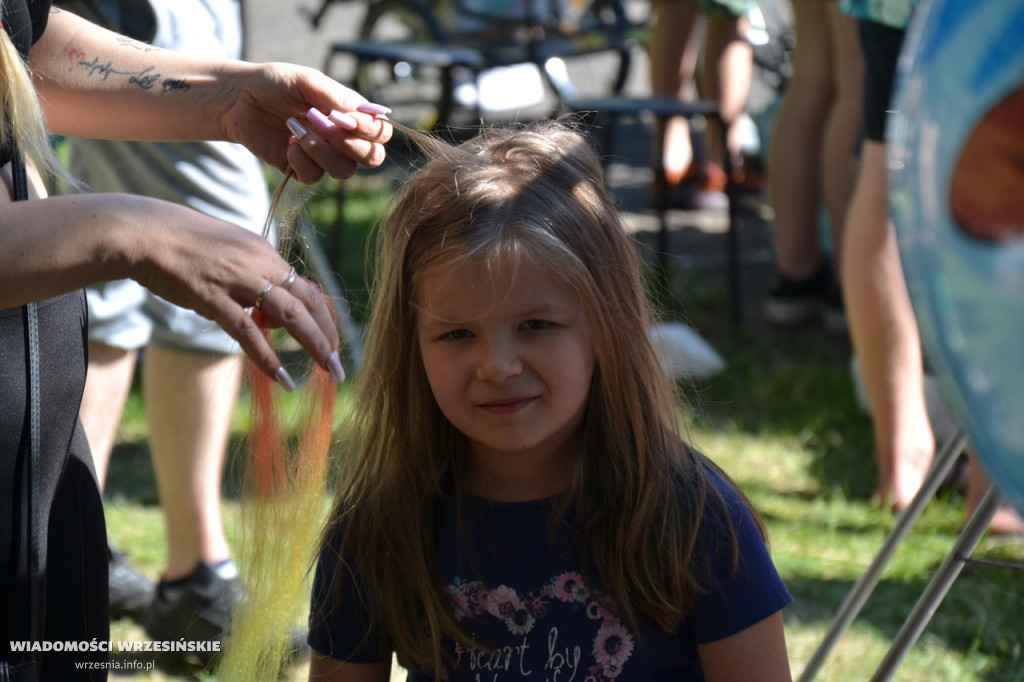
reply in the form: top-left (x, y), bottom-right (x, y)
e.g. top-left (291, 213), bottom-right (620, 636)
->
top-left (859, 18), bottom-right (907, 141)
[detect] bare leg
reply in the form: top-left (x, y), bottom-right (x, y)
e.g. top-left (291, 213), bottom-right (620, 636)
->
top-left (79, 342), bottom-right (139, 490)
top-left (701, 12), bottom-right (753, 172)
top-left (649, 0), bottom-right (702, 184)
top-left (841, 141), bottom-right (933, 512)
top-left (820, 6), bottom-right (864, 258)
top-left (143, 345), bottom-right (243, 580)
top-left (767, 0), bottom-right (835, 280)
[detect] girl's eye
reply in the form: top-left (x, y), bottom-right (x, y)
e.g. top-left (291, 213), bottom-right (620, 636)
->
top-left (443, 329), bottom-right (472, 341)
top-left (521, 319), bottom-right (552, 331)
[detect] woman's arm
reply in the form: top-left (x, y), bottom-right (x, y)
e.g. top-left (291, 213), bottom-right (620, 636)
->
top-left (697, 611), bottom-right (793, 682)
top-left (30, 7), bottom-right (390, 181)
top-left (308, 651), bottom-right (392, 682)
top-left (0, 181), bottom-right (337, 382)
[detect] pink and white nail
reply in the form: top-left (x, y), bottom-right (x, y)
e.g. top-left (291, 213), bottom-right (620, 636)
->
top-left (306, 107), bottom-right (337, 133)
top-left (357, 102), bottom-right (392, 117)
top-left (328, 110), bottom-right (358, 130)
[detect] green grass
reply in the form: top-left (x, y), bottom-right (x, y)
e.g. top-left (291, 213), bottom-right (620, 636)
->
top-left (682, 331), bottom-right (1024, 681)
top-left (102, 170), bottom-right (1024, 681)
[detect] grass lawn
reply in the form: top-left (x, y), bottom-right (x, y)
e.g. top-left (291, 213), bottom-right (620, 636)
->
top-left (102, 173), bottom-right (1024, 681)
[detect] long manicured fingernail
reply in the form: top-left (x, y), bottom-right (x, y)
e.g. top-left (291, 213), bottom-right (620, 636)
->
top-left (357, 102), bottom-right (392, 116)
top-left (328, 110), bottom-right (358, 130)
top-left (286, 118), bottom-right (308, 140)
top-left (327, 351), bottom-right (346, 383)
top-left (306, 107), bottom-right (337, 133)
top-left (275, 366), bottom-right (296, 392)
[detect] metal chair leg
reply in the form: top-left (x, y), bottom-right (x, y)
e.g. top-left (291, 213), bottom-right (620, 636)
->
top-left (797, 427), bottom-right (968, 682)
top-left (869, 484), bottom-right (1001, 681)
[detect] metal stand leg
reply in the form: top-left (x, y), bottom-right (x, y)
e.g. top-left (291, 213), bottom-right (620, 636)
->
top-left (869, 484), bottom-right (1002, 681)
top-left (718, 116), bottom-right (742, 328)
top-left (798, 428), bottom-right (968, 682)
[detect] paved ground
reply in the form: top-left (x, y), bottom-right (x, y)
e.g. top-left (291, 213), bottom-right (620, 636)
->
top-left (243, 0), bottom-right (366, 66)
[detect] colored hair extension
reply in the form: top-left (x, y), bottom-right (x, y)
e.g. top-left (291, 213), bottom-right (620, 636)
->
top-left (217, 170), bottom-right (337, 681)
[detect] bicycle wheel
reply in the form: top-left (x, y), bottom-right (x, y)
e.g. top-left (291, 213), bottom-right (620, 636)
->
top-left (354, 0), bottom-right (459, 131)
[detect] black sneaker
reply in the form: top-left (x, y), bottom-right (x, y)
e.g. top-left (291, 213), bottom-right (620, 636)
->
top-left (143, 561), bottom-right (242, 667)
top-left (143, 561), bottom-right (309, 669)
top-left (764, 265), bottom-right (831, 326)
top-left (108, 542), bottom-right (155, 622)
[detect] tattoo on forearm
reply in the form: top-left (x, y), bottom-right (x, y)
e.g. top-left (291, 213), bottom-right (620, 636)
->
top-left (67, 49), bottom-right (190, 93)
top-left (116, 36), bottom-right (158, 53)
top-left (162, 79), bottom-right (190, 93)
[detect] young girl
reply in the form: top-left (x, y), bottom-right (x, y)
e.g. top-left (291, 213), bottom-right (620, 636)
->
top-left (308, 120), bottom-right (793, 681)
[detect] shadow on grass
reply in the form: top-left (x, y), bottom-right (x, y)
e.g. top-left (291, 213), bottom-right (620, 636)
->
top-left (786, 562), bottom-right (1024, 682)
top-left (682, 319), bottom-right (878, 503)
top-left (103, 441), bottom-right (159, 506)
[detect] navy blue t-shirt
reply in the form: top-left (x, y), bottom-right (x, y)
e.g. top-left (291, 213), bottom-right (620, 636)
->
top-left (309, 472), bottom-right (793, 680)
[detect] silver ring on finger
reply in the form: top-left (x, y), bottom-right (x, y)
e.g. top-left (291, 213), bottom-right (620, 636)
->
top-left (280, 267), bottom-right (297, 292)
top-left (255, 282), bottom-right (274, 310)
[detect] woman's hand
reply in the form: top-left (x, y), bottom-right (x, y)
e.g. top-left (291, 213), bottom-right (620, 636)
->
top-left (126, 198), bottom-right (343, 386)
top-left (220, 62), bottom-right (393, 183)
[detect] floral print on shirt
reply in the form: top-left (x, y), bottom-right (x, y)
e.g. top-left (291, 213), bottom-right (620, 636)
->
top-left (445, 572), bottom-right (636, 681)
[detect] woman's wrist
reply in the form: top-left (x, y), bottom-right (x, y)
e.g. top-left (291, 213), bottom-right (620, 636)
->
top-left (87, 193), bottom-right (158, 285)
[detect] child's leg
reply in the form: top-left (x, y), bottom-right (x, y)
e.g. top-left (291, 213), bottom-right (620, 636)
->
top-left (841, 141), bottom-right (933, 511)
top-left (767, 0), bottom-right (835, 281)
top-left (820, 5), bottom-right (864, 265)
top-left (648, 0), bottom-right (703, 184)
top-left (700, 10), bottom-right (753, 173)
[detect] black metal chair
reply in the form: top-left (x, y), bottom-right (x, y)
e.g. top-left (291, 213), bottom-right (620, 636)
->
top-left (310, 0), bottom-right (644, 132)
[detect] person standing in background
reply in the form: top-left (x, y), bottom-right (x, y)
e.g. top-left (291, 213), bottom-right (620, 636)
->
top-left (838, 0), bottom-right (930, 512)
top-left (840, 0), bottom-right (1024, 531)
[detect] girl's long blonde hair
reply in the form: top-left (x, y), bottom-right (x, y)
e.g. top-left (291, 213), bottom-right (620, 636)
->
top-left (0, 0), bottom-right (67, 182)
top-left (319, 119), bottom-right (761, 673)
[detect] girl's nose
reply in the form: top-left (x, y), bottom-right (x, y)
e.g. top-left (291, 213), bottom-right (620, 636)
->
top-left (475, 337), bottom-right (523, 382)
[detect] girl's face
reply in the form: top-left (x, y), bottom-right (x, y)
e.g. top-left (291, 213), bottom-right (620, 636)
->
top-left (416, 256), bottom-right (596, 501)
